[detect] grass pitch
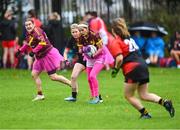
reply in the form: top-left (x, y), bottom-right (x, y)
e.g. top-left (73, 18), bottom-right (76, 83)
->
top-left (0, 68), bottom-right (179, 129)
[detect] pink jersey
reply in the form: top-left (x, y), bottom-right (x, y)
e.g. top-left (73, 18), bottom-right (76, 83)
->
top-left (80, 31), bottom-right (114, 67)
top-left (89, 17), bottom-right (114, 46)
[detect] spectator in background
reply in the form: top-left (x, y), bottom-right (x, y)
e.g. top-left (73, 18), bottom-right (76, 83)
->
top-left (131, 31), bottom-right (146, 56)
top-left (0, 10), bottom-right (18, 68)
top-left (44, 12), bottom-right (65, 55)
top-left (89, 11), bottom-right (114, 47)
top-left (169, 31), bottom-right (180, 68)
top-left (145, 32), bottom-right (165, 65)
top-left (80, 11), bottom-right (92, 24)
top-left (27, 9), bottom-right (42, 28)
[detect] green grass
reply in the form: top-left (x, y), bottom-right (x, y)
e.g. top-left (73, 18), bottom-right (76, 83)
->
top-left (0, 68), bottom-right (180, 129)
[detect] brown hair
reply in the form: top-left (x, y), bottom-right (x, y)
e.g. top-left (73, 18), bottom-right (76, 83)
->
top-left (25, 18), bottom-right (34, 24)
top-left (28, 9), bottom-right (37, 18)
top-left (111, 18), bottom-right (130, 39)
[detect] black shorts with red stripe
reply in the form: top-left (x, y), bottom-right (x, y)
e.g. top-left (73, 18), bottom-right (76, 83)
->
top-left (124, 63), bottom-right (149, 85)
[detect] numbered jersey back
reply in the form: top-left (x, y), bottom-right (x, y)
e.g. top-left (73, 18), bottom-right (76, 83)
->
top-left (109, 37), bottom-right (139, 58)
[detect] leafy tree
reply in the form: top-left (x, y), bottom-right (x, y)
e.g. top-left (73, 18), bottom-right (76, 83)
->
top-left (147, 0), bottom-right (180, 40)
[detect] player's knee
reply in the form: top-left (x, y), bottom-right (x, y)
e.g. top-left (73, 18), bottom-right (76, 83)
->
top-left (139, 94), bottom-right (147, 101)
top-left (124, 95), bottom-right (129, 100)
top-left (124, 94), bottom-right (132, 101)
top-left (31, 72), bottom-right (37, 79)
top-left (87, 77), bottom-right (91, 82)
top-left (89, 75), bottom-right (96, 81)
top-left (71, 75), bottom-right (77, 81)
top-left (49, 75), bottom-right (57, 81)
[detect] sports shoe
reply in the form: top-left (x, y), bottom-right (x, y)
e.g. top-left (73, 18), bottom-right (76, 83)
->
top-left (177, 64), bottom-right (180, 69)
top-left (99, 95), bottom-right (103, 103)
top-left (140, 113), bottom-right (152, 119)
top-left (88, 96), bottom-right (100, 104)
top-left (32, 95), bottom-right (45, 101)
top-left (64, 96), bottom-right (76, 102)
top-left (164, 100), bottom-right (175, 117)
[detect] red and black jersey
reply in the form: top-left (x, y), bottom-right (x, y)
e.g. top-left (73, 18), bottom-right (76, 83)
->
top-left (109, 36), bottom-right (139, 58)
top-left (109, 36), bottom-right (147, 75)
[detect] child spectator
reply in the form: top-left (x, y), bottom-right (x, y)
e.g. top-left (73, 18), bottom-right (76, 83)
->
top-left (169, 31), bottom-right (180, 68)
top-left (131, 31), bottom-right (146, 57)
top-left (0, 10), bottom-right (18, 68)
top-left (145, 32), bottom-right (165, 65)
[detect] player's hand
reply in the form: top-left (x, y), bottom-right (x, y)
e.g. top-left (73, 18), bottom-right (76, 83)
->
top-left (29, 52), bottom-right (35, 57)
top-left (15, 50), bottom-right (21, 58)
top-left (64, 60), bottom-right (70, 66)
top-left (111, 68), bottom-right (120, 78)
top-left (85, 52), bottom-right (93, 59)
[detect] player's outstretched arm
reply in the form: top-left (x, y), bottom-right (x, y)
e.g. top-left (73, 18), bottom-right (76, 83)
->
top-left (111, 54), bottom-right (123, 78)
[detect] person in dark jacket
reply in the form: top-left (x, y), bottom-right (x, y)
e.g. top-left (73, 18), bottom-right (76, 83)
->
top-left (0, 10), bottom-right (18, 68)
top-left (44, 12), bottom-right (65, 55)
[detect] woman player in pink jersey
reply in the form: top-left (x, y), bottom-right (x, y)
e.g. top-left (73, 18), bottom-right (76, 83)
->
top-left (16, 18), bottom-right (71, 101)
top-left (78, 23), bottom-right (114, 104)
top-left (109, 18), bottom-right (175, 118)
top-left (64, 23), bottom-right (103, 102)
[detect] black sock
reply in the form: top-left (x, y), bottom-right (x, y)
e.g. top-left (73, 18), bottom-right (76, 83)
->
top-left (158, 98), bottom-right (165, 106)
top-left (38, 91), bottom-right (43, 95)
top-left (72, 92), bottom-right (77, 98)
top-left (99, 94), bottom-right (102, 100)
top-left (139, 108), bottom-right (149, 115)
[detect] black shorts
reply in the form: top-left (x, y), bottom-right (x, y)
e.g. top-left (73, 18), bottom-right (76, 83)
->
top-left (124, 63), bottom-right (149, 85)
top-left (77, 57), bottom-right (86, 67)
top-left (47, 69), bottom-right (57, 75)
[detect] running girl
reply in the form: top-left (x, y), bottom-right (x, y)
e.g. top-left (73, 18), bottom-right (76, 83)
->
top-left (78, 23), bottom-right (114, 104)
top-left (16, 18), bottom-right (71, 101)
top-left (109, 18), bottom-right (175, 118)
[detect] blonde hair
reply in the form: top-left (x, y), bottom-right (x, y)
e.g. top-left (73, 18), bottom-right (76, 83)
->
top-left (70, 23), bottom-right (79, 30)
top-left (78, 22), bottom-right (88, 29)
top-left (111, 18), bottom-right (130, 39)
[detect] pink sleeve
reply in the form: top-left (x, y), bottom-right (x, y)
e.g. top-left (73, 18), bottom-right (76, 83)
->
top-left (32, 44), bottom-right (43, 53)
top-left (93, 47), bottom-right (103, 58)
top-left (19, 44), bottom-right (28, 52)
